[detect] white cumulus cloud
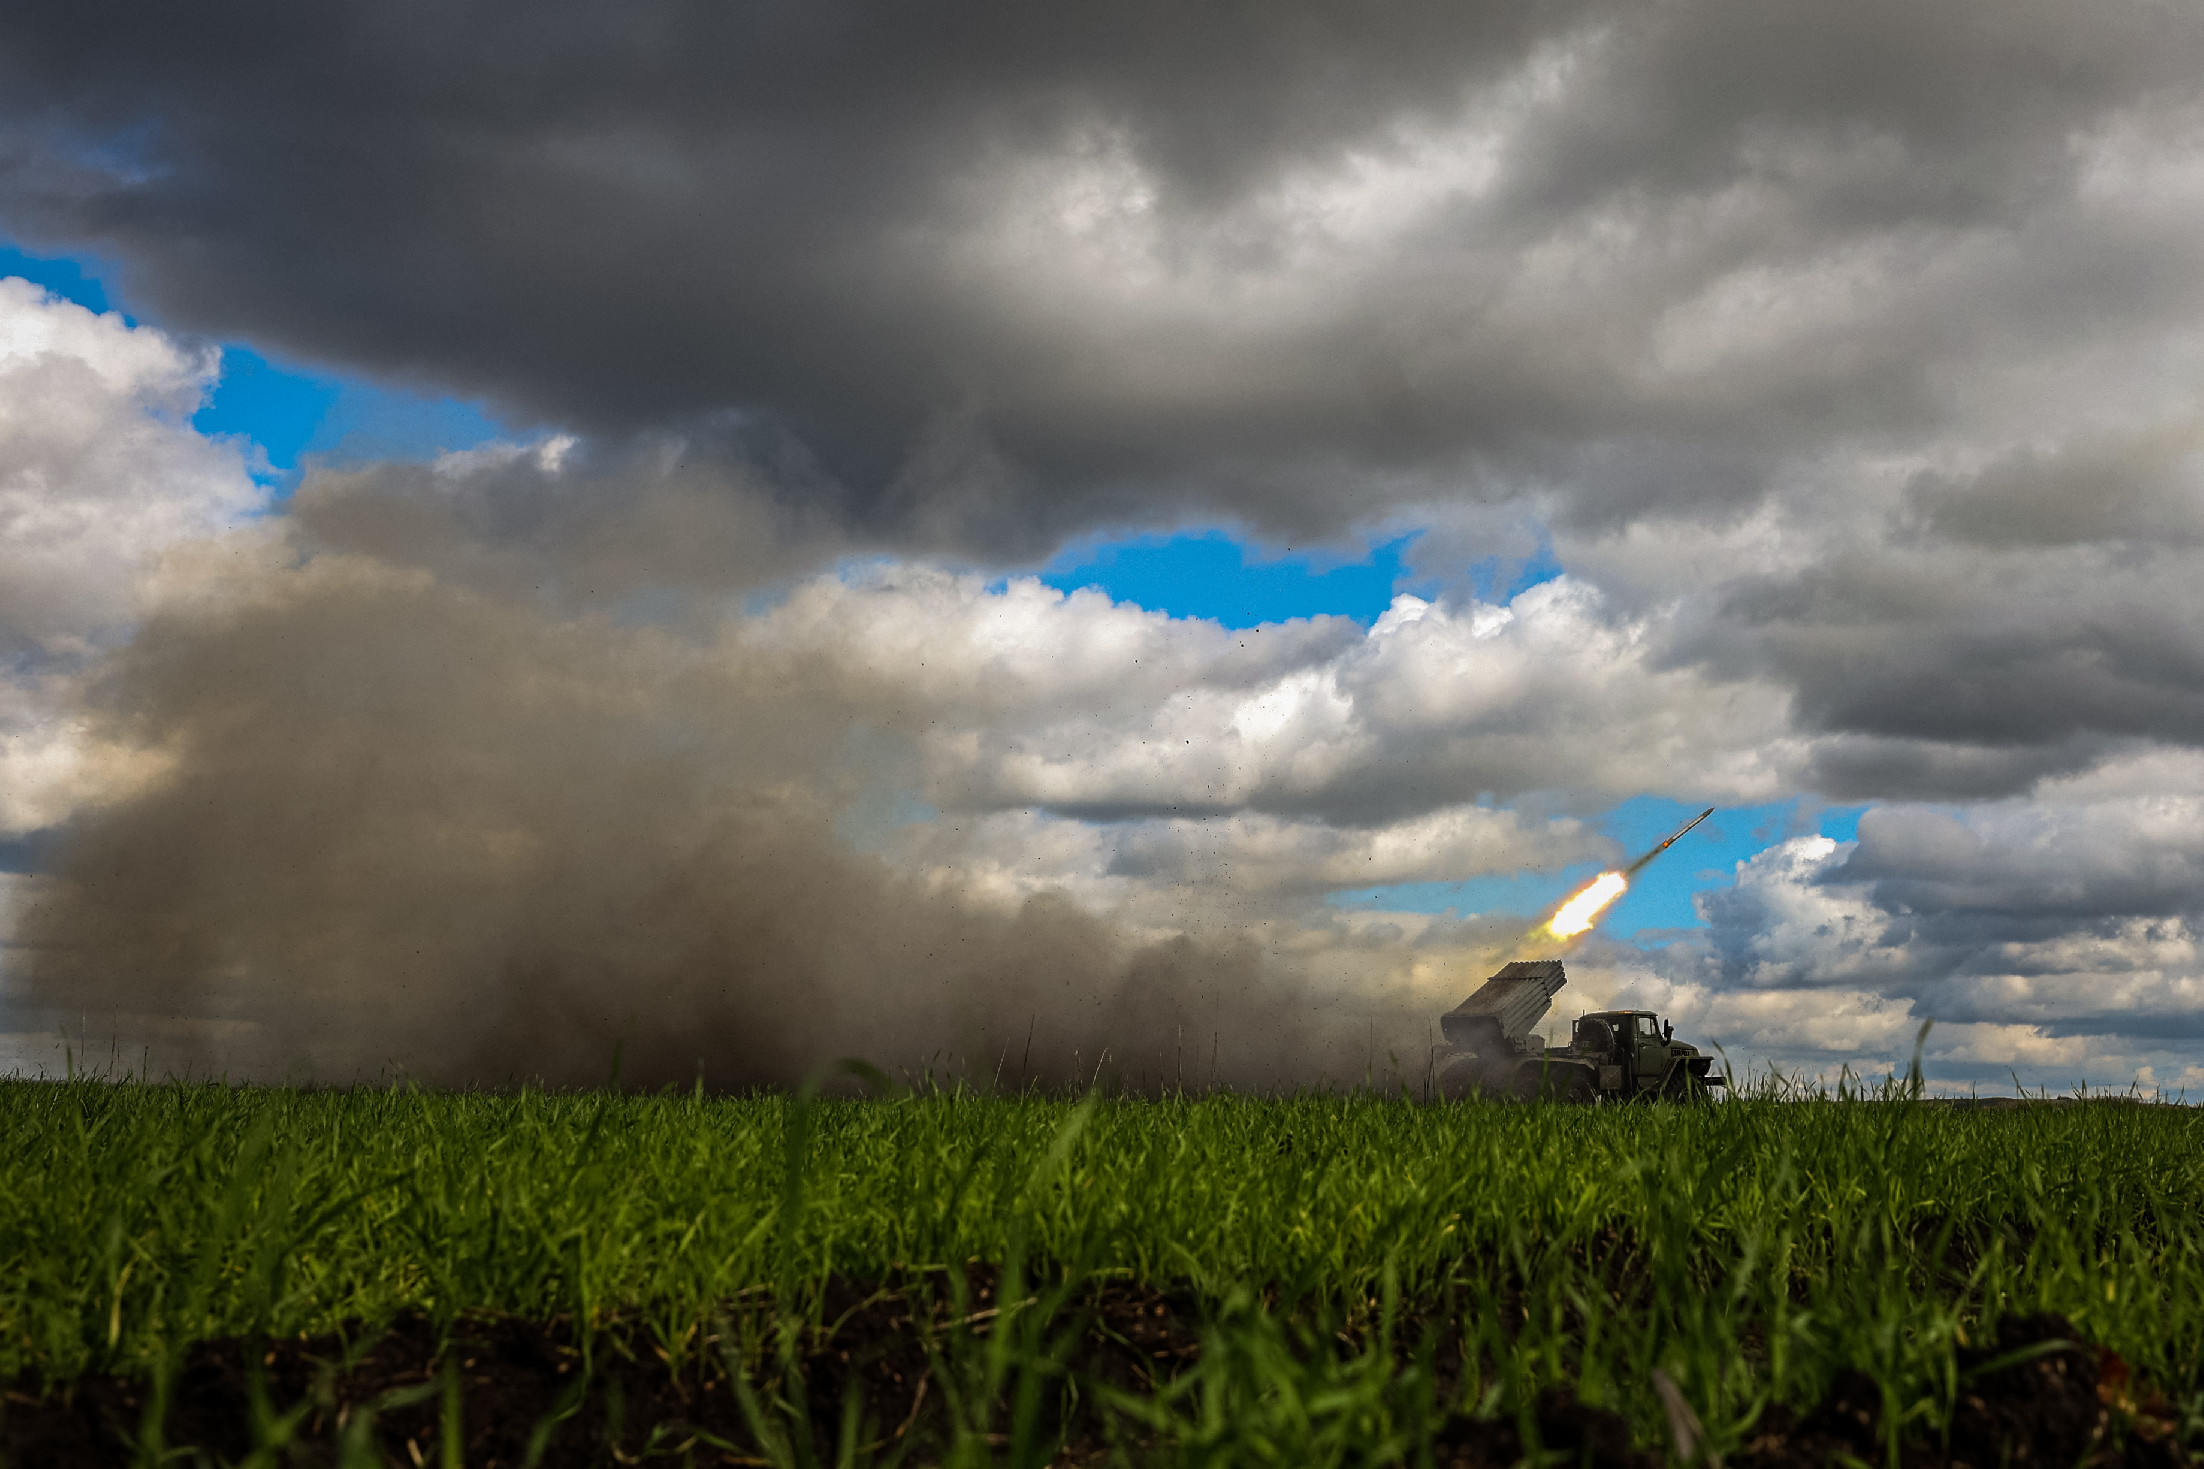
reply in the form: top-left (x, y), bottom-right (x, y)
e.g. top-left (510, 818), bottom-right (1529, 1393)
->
top-left (0, 279), bottom-right (263, 837)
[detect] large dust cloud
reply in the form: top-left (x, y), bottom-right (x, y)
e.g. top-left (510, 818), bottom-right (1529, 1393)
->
top-left (11, 472), bottom-right (1444, 1090)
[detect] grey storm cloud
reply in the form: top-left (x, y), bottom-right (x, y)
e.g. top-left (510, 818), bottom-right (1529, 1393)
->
top-left (1831, 805), bottom-right (2204, 925)
top-left (1684, 535), bottom-right (2204, 798)
top-left (2, 0), bottom-right (2200, 549)
top-left (12, 0), bottom-right (2204, 807)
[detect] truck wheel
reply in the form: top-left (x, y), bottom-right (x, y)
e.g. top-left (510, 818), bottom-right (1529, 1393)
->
top-left (1512, 1062), bottom-right (1596, 1103)
top-left (1660, 1067), bottom-right (1712, 1103)
top-left (1436, 1056), bottom-right (1493, 1100)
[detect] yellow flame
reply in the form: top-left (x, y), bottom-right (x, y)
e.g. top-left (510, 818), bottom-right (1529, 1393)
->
top-left (1547, 871), bottom-right (1628, 939)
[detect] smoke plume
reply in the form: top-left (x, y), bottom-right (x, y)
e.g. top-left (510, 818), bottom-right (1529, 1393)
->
top-left (12, 468), bottom-right (1440, 1091)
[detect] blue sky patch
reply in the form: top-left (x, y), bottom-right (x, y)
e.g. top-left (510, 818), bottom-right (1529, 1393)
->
top-left (1040, 524), bottom-right (1571, 630)
top-left (6, 240), bottom-right (510, 481)
top-left (1041, 529), bottom-right (1423, 627)
top-left (188, 349), bottom-right (509, 485)
top-left (191, 350), bottom-right (508, 481)
top-left (294, 374), bottom-right (507, 468)
top-left (189, 346), bottom-right (341, 474)
top-left (1452, 530), bottom-right (1567, 607)
top-left (0, 243), bottom-right (115, 315)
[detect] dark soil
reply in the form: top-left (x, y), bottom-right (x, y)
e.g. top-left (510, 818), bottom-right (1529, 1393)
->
top-left (1731, 1313), bottom-right (2186, 1469)
top-left (0, 1270), bottom-right (1225, 1468)
top-left (1, 1295), bottom-right (2187, 1467)
top-left (1432, 1387), bottom-right (1660, 1469)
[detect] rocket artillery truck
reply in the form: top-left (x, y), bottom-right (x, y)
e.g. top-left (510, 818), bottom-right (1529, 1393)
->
top-left (1433, 959), bottom-right (1725, 1102)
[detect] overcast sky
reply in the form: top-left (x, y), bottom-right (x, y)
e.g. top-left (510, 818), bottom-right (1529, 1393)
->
top-left (5, 0), bottom-right (2204, 1092)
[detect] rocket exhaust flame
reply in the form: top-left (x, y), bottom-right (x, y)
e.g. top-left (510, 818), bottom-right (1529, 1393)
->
top-left (1538, 808), bottom-right (1715, 942)
top-left (1546, 871), bottom-right (1628, 939)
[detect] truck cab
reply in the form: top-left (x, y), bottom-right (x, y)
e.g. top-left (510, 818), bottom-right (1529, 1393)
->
top-left (1568, 1009), bottom-right (1722, 1099)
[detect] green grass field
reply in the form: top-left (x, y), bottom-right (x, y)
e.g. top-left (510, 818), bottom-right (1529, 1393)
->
top-left (4, 1076), bottom-right (2201, 1464)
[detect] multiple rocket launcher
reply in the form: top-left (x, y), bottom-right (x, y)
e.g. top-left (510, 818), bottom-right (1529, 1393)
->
top-left (1432, 807), bottom-right (1724, 1101)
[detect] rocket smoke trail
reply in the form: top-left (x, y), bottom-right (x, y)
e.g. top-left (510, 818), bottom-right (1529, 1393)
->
top-left (1624, 808), bottom-right (1714, 878)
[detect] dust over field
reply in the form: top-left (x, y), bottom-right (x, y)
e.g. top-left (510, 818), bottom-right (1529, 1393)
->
top-left (3, 1079), bottom-right (2200, 1465)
